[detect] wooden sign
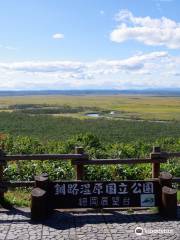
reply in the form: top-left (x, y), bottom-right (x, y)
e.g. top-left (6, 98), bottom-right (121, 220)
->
top-left (31, 173), bottom-right (177, 220)
top-left (50, 180), bottom-right (160, 208)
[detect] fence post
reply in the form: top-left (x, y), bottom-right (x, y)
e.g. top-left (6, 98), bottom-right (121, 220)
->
top-left (34, 173), bottom-right (49, 190)
top-left (151, 146), bottom-right (161, 178)
top-left (31, 173), bottom-right (50, 221)
top-left (158, 172), bottom-right (177, 218)
top-left (75, 147), bottom-right (85, 180)
top-left (0, 149), bottom-right (5, 202)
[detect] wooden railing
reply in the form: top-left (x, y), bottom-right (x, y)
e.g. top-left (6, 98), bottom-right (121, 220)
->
top-left (0, 146), bottom-right (180, 192)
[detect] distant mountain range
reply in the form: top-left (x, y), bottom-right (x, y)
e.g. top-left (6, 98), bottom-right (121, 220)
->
top-left (1, 89), bottom-right (180, 96)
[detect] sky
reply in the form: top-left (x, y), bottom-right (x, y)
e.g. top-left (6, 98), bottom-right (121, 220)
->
top-left (0, 0), bottom-right (180, 90)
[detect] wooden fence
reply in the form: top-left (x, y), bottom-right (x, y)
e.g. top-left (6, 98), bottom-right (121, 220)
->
top-left (0, 145), bottom-right (179, 220)
top-left (0, 146), bottom-right (180, 189)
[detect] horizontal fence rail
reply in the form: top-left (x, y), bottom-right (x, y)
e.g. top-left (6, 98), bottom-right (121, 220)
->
top-left (1, 153), bottom-right (88, 161)
top-left (72, 158), bottom-right (167, 165)
top-left (0, 156), bottom-right (167, 164)
top-left (167, 152), bottom-right (180, 158)
top-left (1, 181), bottom-right (35, 188)
top-left (0, 146), bottom-right (179, 191)
top-left (172, 178), bottom-right (180, 183)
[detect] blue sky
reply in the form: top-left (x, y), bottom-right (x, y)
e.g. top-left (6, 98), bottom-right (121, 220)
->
top-left (0, 0), bottom-right (180, 90)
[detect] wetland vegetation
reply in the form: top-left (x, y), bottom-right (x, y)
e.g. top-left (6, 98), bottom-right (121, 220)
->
top-left (0, 94), bottom-right (179, 206)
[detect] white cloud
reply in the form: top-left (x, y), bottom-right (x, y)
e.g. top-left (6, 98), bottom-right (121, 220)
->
top-left (0, 44), bottom-right (17, 50)
top-left (0, 61), bottom-right (84, 73)
top-left (0, 51), bottom-right (179, 90)
top-left (110, 9), bottom-right (180, 49)
top-left (52, 33), bottom-right (64, 39)
top-left (100, 10), bottom-right (105, 15)
top-left (0, 51), bottom-right (167, 75)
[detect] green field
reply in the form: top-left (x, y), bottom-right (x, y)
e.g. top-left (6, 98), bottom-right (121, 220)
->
top-left (1, 111), bottom-right (180, 143)
top-left (0, 95), bottom-right (180, 143)
top-left (1, 94), bottom-right (180, 120)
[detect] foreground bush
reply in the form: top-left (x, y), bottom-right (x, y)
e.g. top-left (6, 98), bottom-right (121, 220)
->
top-left (0, 133), bottom-right (179, 181)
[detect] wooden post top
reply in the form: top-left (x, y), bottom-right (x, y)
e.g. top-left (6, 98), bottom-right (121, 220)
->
top-left (34, 175), bottom-right (48, 182)
top-left (40, 173), bottom-right (49, 178)
top-left (159, 172), bottom-right (172, 180)
top-left (75, 147), bottom-right (84, 154)
top-left (31, 187), bottom-right (46, 197)
top-left (150, 146), bottom-right (166, 160)
top-left (153, 146), bottom-right (161, 153)
top-left (159, 171), bottom-right (173, 188)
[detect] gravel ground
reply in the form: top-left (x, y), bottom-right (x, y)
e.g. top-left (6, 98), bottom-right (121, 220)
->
top-left (0, 207), bottom-right (179, 240)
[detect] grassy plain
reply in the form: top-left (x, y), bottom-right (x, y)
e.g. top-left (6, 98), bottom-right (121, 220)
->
top-left (1, 94), bottom-right (180, 143)
top-left (1, 94), bottom-right (180, 120)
